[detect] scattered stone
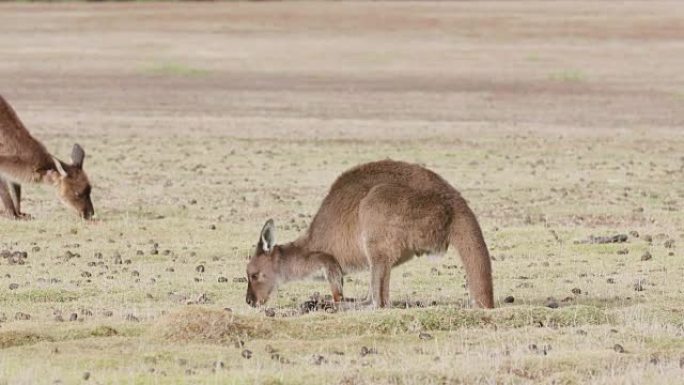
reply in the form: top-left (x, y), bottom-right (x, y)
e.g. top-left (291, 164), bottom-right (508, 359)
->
top-left (571, 288), bottom-right (582, 295)
top-left (640, 252), bottom-right (652, 261)
top-left (264, 308), bottom-right (276, 318)
top-left (15, 312), bottom-right (31, 321)
top-left (218, 276), bottom-right (228, 283)
top-left (617, 248), bottom-right (629, 255)
top-left (664, 239), bottom-right (675, 248)
top-left (503, 296), bottom-right (515, 304)
top-left (241, 349), bottom-right (252, 359)
top-left (360, 346), bottom-right (378, 357)
top-left (310, 354), bottom-right (327, 365)
top-left (606, 278), bottom-right (615, 284)
top-left (69, 313), bottom-right (78, 321)
top-left (545, 298), bottom-right (559, 309)
top-left (195, 265), bottom-right (205, 273)
top-left (643, 235), bottom-right (653, 243)
top-left (418, 332), bottom-right (433, 340)
top-left (613, 344), bottom-right (625, 353)
top-left (584, 234), bottom-right (628, 244)
top-left (82, 372), bottom-right (90, 380)
top-left (8, 283), bottom-right (19, 290)
top-left (195, 293), bottom-right (210, 304)
top-left (233, 277), bottom-right (247, 283)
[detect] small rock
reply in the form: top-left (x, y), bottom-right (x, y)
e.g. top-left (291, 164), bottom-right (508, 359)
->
top-left (218, 276), bottom-right (228, 283)
top-left (241, 349), bottom-right (252, 359)
top-left (545, 298), bottom-right (559, 309)
top-left (617, 248), bottom-right (629, 255)
top-left (82, 372), bottom-right (90, 380)
top-left (419, 332), bottom-right (433, 340)
top-left (613, 344), bottom-right (625, 353)
top-left (15, 312), bottom-right (31, 321)
top-left (69, 313), bottom-right (78, 321)
top-left (264, 308), bottom-right (276, 317)
top-left (233, 277), bottom-right (247, 283)
top-left (664, 239), bottom-right (675, 248)
top-left (640, 252), bottom-right (652, 261)
top-left (588, 234), bottom-right (628, 244)
top-left (8, 283), bottom-right (19, 290)
top-left (503, 296), bottom-right (515, 304)
top-left (571, 288), bottom-right (582, 295)
top-left (310, 354), bottom-right (326, 365)
top-left (606, 278), bottom-right (615, 284)
top-left (195, 265), bottom-right (205, 273)
top-left (360, 346), bottom-right (378, 357)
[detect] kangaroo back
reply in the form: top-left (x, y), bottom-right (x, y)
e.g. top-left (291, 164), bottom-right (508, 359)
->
top-left (0, 95), bottom-right (51, 164)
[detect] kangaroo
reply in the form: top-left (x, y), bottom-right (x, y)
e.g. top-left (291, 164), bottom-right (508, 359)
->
top-left (245, 159), bottom-right (494, 309)
top-left (0, 95), bottom-right (94, 220)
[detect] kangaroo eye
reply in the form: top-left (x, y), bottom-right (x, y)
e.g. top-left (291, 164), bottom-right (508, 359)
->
top-left (251, 273), bottom-right (259, 281)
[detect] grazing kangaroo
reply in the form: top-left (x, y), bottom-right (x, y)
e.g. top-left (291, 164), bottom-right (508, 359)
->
top-left (246, 159), bottom-right (494, 309)
top-left (0, 95), bottom-right (94, 220)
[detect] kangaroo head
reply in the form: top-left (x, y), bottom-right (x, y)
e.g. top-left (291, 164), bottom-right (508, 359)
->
top-left (45, 144), bottom-right (95, 220)
top-left (246, 219), bottom-right (280, 306)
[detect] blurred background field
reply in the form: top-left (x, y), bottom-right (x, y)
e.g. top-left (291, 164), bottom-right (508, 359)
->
top-left (1, 2), bottom-right (683, 384)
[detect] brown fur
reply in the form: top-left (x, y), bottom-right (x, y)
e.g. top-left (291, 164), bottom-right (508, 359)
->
top-left (0, 95), bottom-right (94, 219)
top-left (246, 159), bottom-right (494, 309)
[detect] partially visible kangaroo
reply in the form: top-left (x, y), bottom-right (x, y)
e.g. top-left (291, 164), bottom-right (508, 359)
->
top-left (0, 95), bottom-right (94, 220)
top-left (246, 159), bottom-right (494, 309)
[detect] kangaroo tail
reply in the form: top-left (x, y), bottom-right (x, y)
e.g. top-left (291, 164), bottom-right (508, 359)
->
top-left (450, 198), bottom-right (494, 308)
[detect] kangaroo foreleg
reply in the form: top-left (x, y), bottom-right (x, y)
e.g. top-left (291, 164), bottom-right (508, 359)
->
top-left (309, 252), bottom-right (345, 302)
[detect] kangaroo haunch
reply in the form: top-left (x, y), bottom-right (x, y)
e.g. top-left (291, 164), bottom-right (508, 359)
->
top-left (246, 159), bottom-right (494, 309)
top-left (0, 95), bottom-right (94, 220)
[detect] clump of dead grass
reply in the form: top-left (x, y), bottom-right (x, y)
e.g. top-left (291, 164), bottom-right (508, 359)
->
top-left (156, 307), bottom-right (273, 343)
top-left (0, 331), bottom-right (51, 349)
top-left (156, 305), bottom-right (612, 344)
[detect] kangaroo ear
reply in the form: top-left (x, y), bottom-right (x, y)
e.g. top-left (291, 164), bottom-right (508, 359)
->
top-left (257, 219), bottom-right (276, 255)
top-left (71, 143), bottom-right (85, 169)
top-left (52, 157), bottom-right (68, 178)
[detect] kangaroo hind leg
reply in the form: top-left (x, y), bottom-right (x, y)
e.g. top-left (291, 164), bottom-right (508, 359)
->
top-left (0, 176), bottom-right (19, 219)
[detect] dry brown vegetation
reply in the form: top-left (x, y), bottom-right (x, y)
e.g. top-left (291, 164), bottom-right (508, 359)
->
top-left (1, 2), bottom-right (683, 385)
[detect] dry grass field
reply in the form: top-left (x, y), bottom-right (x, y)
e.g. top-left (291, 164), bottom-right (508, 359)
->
top-left (1, 2), bottom-right (683, 384)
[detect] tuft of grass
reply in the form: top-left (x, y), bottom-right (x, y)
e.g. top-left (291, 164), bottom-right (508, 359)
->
top-left (0, 331), bottom-right (51, 349)
top-left (157, 305), bottom-right (612, 344)
top-left (548, 69), bottom-right (586, 82)
top-left (156, 307), bottom-right (269, 343)
top-left (143, 62), bottom-right (209, 77)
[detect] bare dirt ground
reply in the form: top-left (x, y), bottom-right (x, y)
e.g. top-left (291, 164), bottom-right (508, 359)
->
top-left (1, 2), bottom-right (683, 385)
